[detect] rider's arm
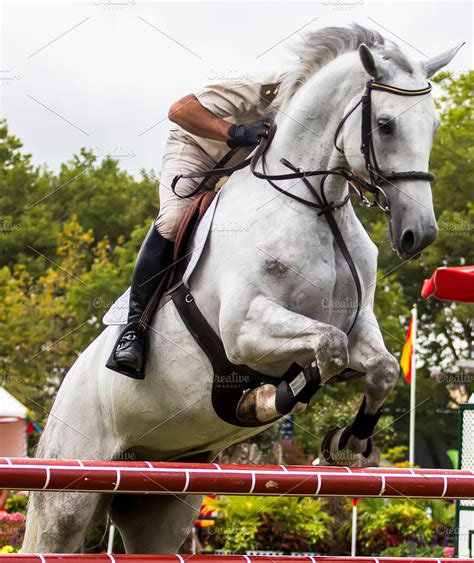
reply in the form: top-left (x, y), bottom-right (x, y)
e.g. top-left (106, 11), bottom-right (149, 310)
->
top-left (168, 94), bottom-right (230, 142)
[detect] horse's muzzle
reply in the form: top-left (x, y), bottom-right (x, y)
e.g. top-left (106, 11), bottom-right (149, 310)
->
top-left (396, 224), bottom-right (438, 260)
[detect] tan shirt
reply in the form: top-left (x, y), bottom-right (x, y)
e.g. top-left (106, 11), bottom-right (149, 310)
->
top-left (173, 69), bottom-right (287, 162)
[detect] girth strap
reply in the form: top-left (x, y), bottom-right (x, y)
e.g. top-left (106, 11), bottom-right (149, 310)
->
top-left (172, 283), bottom-right (304, 385)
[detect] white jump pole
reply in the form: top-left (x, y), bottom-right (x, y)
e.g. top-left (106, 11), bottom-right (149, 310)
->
top-left (351, 498), bottom-right (359, 556)
top-left (408, 304), bottom-right (418, 467)
top-left (107, 523), bottom-right (115, 554)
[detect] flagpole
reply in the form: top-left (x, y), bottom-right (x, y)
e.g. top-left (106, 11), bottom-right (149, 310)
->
top-left (409, 304), bottom-right (417, 467)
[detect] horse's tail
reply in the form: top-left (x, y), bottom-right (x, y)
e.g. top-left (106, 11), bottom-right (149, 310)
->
top-left (21, 494), bottom-right (40, 552)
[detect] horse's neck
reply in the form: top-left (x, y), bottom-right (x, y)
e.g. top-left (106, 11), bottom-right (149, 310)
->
top-left (267, 55), bottom-right (364, 202)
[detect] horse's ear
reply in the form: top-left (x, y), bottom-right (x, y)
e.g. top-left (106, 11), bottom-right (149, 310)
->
top-left (359, 44), bottom-right (384, 79)
top-left (422, 43), bottom-right (464, 78)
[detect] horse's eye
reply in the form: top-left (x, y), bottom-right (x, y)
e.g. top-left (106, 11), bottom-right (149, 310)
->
top-left (377, 116), bottom-right (394, 135)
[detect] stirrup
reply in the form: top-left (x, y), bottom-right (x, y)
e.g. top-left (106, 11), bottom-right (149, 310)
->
top-left (106, 322), bottom-right (149, 380)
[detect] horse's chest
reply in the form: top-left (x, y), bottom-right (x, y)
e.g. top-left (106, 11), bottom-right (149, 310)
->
top-left (260, 227), bottom-right (377, 321)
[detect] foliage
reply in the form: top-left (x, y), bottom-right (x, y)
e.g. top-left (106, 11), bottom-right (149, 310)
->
top-left (425, 498), bottom-right (455, 531)
top-left (0, 510), bottom-right (25, 549)
top-left (382, 445), bottom-right (409, 466)
top-left (0, 119), bottom-right (156, 423)
top-left (358, 499), bottom-right (433, 552)
top-left (206, 494), bottom-right (332, 552)
top-left (4, 493), bottom-right (28, 515)
top-left (355, 497), bottom-right (455, 554)
top-left (380, 542), bottom-right (445, 557)
top-left (0, 492), bottom-right (28, 550)
top-left (206, 496), bottom-right (273, 552)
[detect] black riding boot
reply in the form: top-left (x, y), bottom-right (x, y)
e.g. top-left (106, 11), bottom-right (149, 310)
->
top-left (107, 224), bottom-right (174, 379)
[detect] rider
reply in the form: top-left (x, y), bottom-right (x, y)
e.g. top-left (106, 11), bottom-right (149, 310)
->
top-left (109, 70), bottom-right (284, 378)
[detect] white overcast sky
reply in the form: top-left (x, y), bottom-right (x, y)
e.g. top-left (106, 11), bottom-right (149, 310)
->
top-left (0, 0), bottom-right (472, 177)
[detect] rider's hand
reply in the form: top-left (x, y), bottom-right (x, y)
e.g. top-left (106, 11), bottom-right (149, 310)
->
top-left (226, 120), bottom-right (271, 149)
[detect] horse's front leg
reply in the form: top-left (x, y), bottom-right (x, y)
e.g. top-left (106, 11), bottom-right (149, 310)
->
top-left (321, 309), bottom-right (400, 465)
top-left (219, 295), bottom-right (350, 422)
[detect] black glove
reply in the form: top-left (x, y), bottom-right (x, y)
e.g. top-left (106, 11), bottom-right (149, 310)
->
top-left (226, 120), bottom-right (271, 149)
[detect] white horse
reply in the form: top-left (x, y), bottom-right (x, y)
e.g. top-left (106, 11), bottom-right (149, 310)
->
top-left (23, 26), bottom-right (461, 554)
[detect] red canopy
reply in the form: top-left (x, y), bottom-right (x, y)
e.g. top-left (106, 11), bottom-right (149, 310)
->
top-left (421, 266), bottom-right (474, 303)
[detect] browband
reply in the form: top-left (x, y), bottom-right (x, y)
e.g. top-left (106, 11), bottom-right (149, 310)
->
top-left (369, 81), bottom-right (432, 96)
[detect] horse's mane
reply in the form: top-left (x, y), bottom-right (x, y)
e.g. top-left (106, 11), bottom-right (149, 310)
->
top-left (271, 24), bottom-right (412, 112)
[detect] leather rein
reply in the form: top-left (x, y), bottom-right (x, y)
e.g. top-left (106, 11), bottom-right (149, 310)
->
top-left (171, 79), bottom-right (435, 335)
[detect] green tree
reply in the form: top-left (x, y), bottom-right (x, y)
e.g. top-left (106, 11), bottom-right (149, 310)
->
top-left (0, 120), bottom-right (157, 424)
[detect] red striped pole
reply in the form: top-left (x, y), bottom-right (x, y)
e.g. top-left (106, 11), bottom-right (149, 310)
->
top-left (1, 556), bottom-right (473, 562)
top-left (0, 458), bottom-right (473, 499)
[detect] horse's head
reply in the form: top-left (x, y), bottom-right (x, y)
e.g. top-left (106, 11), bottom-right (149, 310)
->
top-left (341, 42), bottom-right (463, 259)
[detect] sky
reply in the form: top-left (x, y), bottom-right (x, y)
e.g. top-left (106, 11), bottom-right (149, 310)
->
top-left (0, 0), bottom-right (472, 178)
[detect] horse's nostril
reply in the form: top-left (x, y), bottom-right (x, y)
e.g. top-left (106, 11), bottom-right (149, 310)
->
top-left (400, 230), bottom-right (415, 253)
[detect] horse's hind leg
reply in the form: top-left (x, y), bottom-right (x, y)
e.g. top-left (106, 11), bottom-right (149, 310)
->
top-left (109, 493), bottom-right (203, 553)
top-left (22, 412), bottom-right (121, 552)
top-left (23, 491), bottom-right (110, 553)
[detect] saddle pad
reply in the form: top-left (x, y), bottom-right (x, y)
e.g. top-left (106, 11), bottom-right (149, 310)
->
top-left (102, 287), bottom-right (130, 326)
top-left (102, 191), bottom-right (221, 326)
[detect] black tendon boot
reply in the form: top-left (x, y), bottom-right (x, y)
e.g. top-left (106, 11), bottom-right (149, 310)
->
top-left (106, 225), bottom-right (174, 379)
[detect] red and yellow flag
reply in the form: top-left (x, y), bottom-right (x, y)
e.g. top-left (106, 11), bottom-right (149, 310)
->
top-left (400, 315), bottom-right (413, 383)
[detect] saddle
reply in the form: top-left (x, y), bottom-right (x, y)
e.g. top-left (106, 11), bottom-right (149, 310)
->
top-left (174, 191), bottom-right (217, 278)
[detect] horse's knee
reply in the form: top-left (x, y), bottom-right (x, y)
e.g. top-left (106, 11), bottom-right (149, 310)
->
top-left (313, 327), bottom-right (349, 381)
top-left (365, 354), bottom-right (400, 400)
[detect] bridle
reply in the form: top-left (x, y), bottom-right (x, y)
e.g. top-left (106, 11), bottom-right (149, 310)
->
top-left (171, 78), bottom-right (436, 335)
top-left (247, 79), bottom-right (435, 216)
top-left (333, 79), bottom-right (435, 213)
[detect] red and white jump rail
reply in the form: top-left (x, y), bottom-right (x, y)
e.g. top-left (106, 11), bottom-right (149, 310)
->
top-left (1, 458), bottom-right (474, 499)
top-left (2, 555), bottom-right (474, 562)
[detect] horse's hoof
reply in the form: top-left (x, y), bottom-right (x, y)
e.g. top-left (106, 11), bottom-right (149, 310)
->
top-left (362, 436), bottom-right (373, 458)
top-left (320, 427), bottom-right (368, 466)
top-left (320, 427), bottom-right (342, 465)
top-left (236, 384), bottom-right (283, 424)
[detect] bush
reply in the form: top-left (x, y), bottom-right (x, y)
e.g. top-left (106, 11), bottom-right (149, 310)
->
top-left (356, 497), bottom-right (456, 554)
top-left (5, 493), bottom-right (28, 515)
top-left (380, 542), bottom-right (445, 557)
top-left (0, 511), bottom-right (25, 549)
top-left (206, 495), bottom-right (333, 553)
